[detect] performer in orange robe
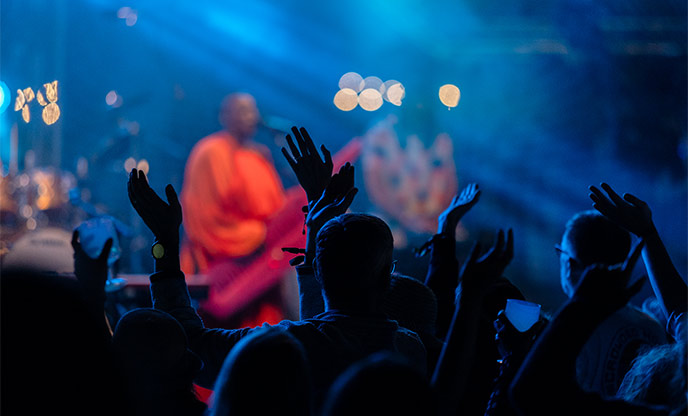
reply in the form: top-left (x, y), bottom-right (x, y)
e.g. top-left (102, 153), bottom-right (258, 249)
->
top-left (181, 93), bottom-right (363, 332)
top-left (180, 93), bottom-right (287, 329)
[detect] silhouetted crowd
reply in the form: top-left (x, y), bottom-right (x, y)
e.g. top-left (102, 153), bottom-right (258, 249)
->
top-left (2, 127), bottom-right (686, 416)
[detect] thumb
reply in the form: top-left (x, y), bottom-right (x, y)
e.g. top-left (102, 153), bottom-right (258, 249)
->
top-left (98, 238), bottom-right (114, 262)
top-left (165, 184), bottom-right (182, 214)
top-left (71, 229), bottom-right (81, 252)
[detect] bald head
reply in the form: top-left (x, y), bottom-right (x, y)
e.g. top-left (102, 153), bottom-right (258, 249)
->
top-left (220, 93), bottom-right (259, 142)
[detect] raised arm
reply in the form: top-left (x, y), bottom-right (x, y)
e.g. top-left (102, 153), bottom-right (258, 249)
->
top-left (423, 183), bottom-right (481, 337)
top-left (128, 169), bottom-right (255, 387)
top-left (71, 230), bottom-right (114, 336)
top-left (432, 228), bottom-right (512, 416)
top-left (297, 163), bottom-right (358, 319)
top-left (589, 182), bottom-right (687, 320)
top-left (510, 241), bottom-right (669, 416)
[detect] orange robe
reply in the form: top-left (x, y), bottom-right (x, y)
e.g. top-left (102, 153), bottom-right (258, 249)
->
top-left (180, 131), bottom-right (285, 274)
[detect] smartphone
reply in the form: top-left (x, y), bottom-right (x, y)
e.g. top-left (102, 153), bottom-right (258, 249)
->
top-left (504, 299), bottom-right (541, 332)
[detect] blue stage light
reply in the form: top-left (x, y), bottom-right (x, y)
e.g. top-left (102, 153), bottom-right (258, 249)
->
top-left (0, 81), bottom-right (10, 114)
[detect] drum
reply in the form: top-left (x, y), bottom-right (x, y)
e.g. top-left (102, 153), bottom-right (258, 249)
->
top-left (0, 227), bottom-right (74, 273)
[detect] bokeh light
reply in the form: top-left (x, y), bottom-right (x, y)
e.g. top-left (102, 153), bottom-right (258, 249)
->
top-left (117, 7), bottom-right (131, 19)
top-left (338, 72), bottom-right (364, 92)
top-left (125, 13), bottom-right (138, 27)
top-left (21, 106), bottom-right (30, 123)
top-left (333, 88), bottom-right (358, 111)
top-left (137, 159), bottom-right (150, 175)
top-left (0, 80), bottom-right (9, 114)
top-left (42, 103), bottom-right (60, 125)
top-left (124, 157), bottom-right (137, 172)
top-left (439, 84), bottom-right (461, 108)
top-left (106, 91), bottom-right (118, 106)
top-left (358, 88), bottom-right (383, 111)
top-left (386, 83), bottom-right (405, 106)
top-left (363, 76), bottom-right (383, 92)
top-left (44, 81), bottom-right (57, 103)
top-left (36, 91), bottom-right (48, 106)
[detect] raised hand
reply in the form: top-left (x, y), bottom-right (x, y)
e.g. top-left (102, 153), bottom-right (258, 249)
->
top-left (588, 183), bottom-right (654, 238)
top-left (281, 126), bottom-right (334, 203)
top-left (572, 239), bottom-right (645, 311)
top-left (72, 229), bottom-right (112, 304)
top-left (494, 309), bottom-right (546, 360)
top-left (460, 229), bottom-right (514, 298)
top-left (127, 169), bottom-right (182, 246)
top-left (437, 183), bottom-right (481, 235)
top-left (306, 162), bottom-right (358, 233)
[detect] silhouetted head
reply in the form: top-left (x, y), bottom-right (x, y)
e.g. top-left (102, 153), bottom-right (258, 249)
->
top-left (321, 352), bottom-right (436, 416)
top-left (1, 269), bottom-right (124, 416)
top-left (558, 210), bottom-right (631, 297)
top-left (211, 327), bottom-right (312, 416)
top-left (219, 93), bottom-right (259, 143)
top-left (314, 213), bottom-right (394, 312)
top-left (112, 308), bottom-right (203, 403)
top-left (381, 273), bottom-right (437, 336)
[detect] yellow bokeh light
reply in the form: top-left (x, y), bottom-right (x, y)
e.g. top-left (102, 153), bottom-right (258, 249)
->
top-left (15, 89), bottom-right (25, 111)
top-left (23, 87), bottom-right (35, 103)
top-left (44, 81), bottom-right (58, 103)
top-left (42, 103), bottom-right (60, 125)
top-left (21, 105), bottom-right (30, 123)
top-left (37, 90), bottom-right (48, 106)
top-left (137, 159), bottom-right (150, 175)
top-left (358, 88), bottom-right (383, 111)
top-left (124, 157), bottom-right (137, 172)
top-left (338, 72), bottom-right (365, 93)
top-left (386, 83), bottom-right (405, 106)
top-left (26, 218), bottom-right (37, 231)
top-left (333, 88), bottom-right (358, 111)
top-left (439, 84), bottom-right (461, 108)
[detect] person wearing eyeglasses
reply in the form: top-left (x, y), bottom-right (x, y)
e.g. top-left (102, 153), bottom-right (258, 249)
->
top-left (556, 210), bottom-right (667, 397)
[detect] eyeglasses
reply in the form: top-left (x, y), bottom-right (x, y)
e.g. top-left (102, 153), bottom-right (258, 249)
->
top-left (390, 260), bottom-right (398, 275)
top-left (554, 244), bottom-right (581, 265)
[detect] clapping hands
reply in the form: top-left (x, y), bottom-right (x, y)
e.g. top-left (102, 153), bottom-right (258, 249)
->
top-left (127, 169), bottom-right (182, 246)
top-left (306, 162), bottom-right (358, 233)
top-left (281, 126), bottom-right (334, 203)
top-left (460, 229), bottom-right (514, 299)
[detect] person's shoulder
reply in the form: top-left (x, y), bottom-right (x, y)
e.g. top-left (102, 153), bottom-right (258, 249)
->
top-left (193, 131), bottom-right (233, 151)
top-left (616, 305), bottom-right (666, 328)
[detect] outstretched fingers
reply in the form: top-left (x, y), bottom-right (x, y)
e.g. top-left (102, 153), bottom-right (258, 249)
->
top-left (321, 144), bottom-right (333, 169)
top-left (600, 182), bottom-right (624, 205)
top-left (484, 229), bottom-right (505, 262)
top-left (281, 147), bottom-right (297, 169)
top-left (285, 133), bottom-right (301, 159)
top-left (300, 127), bottom-right (318, 157)
top-left (622, 192), bottom-right (646, 209)
top-left (290, 126), bottom-right (308, 156)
